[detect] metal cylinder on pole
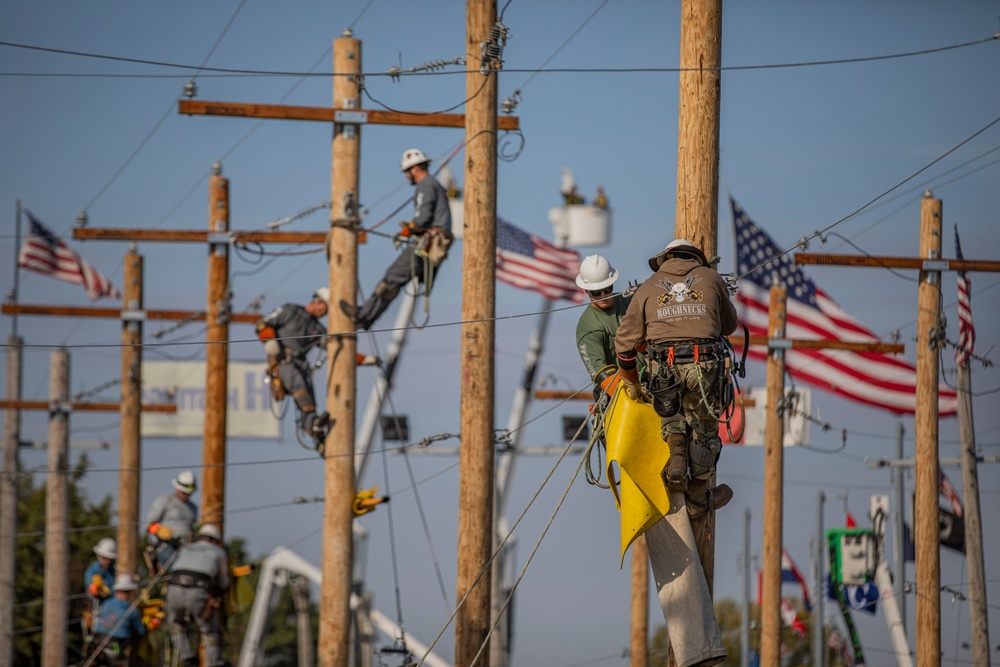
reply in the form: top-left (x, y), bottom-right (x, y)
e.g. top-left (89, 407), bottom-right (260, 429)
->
top-left (630, 536), bottom-right (649, 667)
top-left (42, 348), bottom-right (69, 667)
top-left (202, 162), bottom-right (230, 533)
top-left (914, 192), bottom-right (942, 667)
top-left (319, 29), bottom-right (361, 667)
top-left (0, 335), bottom-right (23, 667)
top-left (760, 283), bottom-right (787, 666)
top-left (118, 246), bottom-right (143, 574)
top-left (812, 491), bottom-right (825, 667)
top-left (456, 1), bottom-right (498, 663)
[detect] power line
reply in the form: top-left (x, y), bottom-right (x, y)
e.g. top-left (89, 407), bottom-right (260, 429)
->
top-left (1, 33), bottom-right (995, 77)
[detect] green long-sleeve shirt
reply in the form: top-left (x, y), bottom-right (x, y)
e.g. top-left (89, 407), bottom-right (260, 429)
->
top-left (575, 294), bottom-right (633, 380)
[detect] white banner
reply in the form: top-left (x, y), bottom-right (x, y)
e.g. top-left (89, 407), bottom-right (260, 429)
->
top-left (141, 360), bottom-right (280, 439)
top-left (720, 386), bottom-right (810, 447)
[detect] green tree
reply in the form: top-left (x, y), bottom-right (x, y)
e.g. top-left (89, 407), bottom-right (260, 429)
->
top-left (7, 453), bottom-right (115, 665)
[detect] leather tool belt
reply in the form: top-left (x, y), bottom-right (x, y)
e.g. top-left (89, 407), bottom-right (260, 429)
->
top-left (171, 571), bottom-right (213, 590)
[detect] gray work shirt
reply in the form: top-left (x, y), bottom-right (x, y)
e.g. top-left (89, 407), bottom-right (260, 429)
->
top-left (170, 539), bottom-right (230, 590)
top-left (413, 174), bottom-right (451, 234)
top-left (144, 492), bottom-right (198, 540)
top-left (261, 303), bottom-right (326, 356)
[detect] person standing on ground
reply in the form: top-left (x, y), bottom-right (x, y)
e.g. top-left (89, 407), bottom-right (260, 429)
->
top-left (256, 288), bottom-right (331, 450)
top-left (340, 148), bottom-right (453, 330)
top-left (614, 238), bottom-right (739, 516)
top-left (91, 573), bottom-right (149, 666)
top-left (166, 524), bottom-right (230, 667)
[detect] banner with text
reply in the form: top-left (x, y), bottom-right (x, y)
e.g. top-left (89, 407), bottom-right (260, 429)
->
top-left (141, 360), bottom-right (280, 439)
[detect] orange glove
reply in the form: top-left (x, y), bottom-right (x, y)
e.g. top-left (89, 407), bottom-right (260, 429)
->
top-left (147, 617), bottom-right (161, 631)
top-left (147, 522), bottom-right (160, 536)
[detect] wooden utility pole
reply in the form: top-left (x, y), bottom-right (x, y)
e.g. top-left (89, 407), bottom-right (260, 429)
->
top-left (202, 162), bottom-right (230, 532)
top-left (456, 1), bottom-right (498, 664)
top-left (319, 30), bottom-right (361, 667)
top-left (914, 193), bottom-right (942, 667)
top-left (629, 536), bottom-right (649, 667)
top-left (0, 335), bottom-right (23, 667)
top-left (674, 0), bottom-right (723, 609)
top-left (41, 348), bottom-right (69, 667)
top-left (118, 246), bottom-right (143, 574)
top-left (759, 283), bottom-right (787, 666)
top-left (955, 362), bottom-right (989, 666)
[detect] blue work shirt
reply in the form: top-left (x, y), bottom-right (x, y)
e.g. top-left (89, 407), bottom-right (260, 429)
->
top-left (94, 596), bottom-right (146, 639)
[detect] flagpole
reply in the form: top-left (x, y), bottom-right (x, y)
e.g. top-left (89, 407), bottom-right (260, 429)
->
top-left (11, 201), bottom-right (21, 337)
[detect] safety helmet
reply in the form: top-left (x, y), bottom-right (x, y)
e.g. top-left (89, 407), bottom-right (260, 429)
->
top-left (575, 254), bottom-right (619, 291)
top-left (172, 470), bottom-right (197, 494)
top-left (198, 524), bottom-right (222, 542)
top-left (114, 573), bottom-right (139, 591)
top-left (647, 238), bottom-right (708, 271)
top-left (93, 537), bottom-right (117, 560)
top-left (400, 148), bottom-right (430, 172)
top-left (313, 287), bottom-right (330, 306)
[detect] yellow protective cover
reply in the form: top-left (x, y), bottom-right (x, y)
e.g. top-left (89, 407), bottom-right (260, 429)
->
top-left (603, 385), bottom-right (671, 567)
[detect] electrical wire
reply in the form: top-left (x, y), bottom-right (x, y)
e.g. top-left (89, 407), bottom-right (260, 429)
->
top-left (2, 33), bottom-right (994, 77)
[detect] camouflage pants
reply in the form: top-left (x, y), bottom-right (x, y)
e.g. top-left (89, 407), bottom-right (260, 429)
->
top-left (649, 360), bottom-right (723, 479)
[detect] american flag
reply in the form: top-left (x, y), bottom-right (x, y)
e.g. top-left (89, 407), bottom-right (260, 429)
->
top-left (731, 198), bottom-right (958, 416)
top-left (496, 218), bottom-right (584, 303)
top-left (954, 226), bottom-right (975, 367)
top-left (18, 210), bottom-right (120, 301)
top-left (939, 466), bottom-right (963, 518)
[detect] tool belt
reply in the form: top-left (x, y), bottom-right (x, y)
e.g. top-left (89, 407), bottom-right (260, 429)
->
top-left (647, 339), bottom-right (724, 369)
top-left (171, 570), bottom-right (214, 590)
top-left (415, 227), bottom-right (453, 268)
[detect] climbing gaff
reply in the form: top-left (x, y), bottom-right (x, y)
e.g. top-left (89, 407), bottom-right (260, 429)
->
top-left (602, 386), bottom-right (672, 567)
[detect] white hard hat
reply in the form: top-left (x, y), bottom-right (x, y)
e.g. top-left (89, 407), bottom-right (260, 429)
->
top-left (648, 238), bottom-right (708, 271)
top-left (400, 148), bottom-right (430, 172)
top-left (575, 254), bottom-right (619, 291)
top-left (198, 524), bottom-right (222, 541)
top-left (94, 537), bottom-right (117, 560)
top-left (313, 287), bottom-right (330, 306)
top-left (114, 573), bottom-right (138, 591)
top-left (172, 470), bottom-right (197, 494)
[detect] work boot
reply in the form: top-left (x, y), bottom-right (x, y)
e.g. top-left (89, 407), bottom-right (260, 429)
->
top-left (339, 300), bottom-right (359, 324)
top-left (686, 482), bottom-right (734, 520)
top-left (310, 413), bottom-right (330, 452)
top-left (664, 432), bottom-right (689, 491)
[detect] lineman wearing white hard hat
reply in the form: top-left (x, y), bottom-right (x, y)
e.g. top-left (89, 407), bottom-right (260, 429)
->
top-left (340, 148), bottom-right (453, 330)
top-left (255, 288), bottom-right (331, 452)
top-left (89, 573), bottom-right (148, 665)
top-left (144, 470), bottom-right (199, 572)
top-left (574, 254), bottom-right (642, 408)
top-left (615, 239), bottom-right (738, 499)
top-left (166, 524), bottom-right (229, 667)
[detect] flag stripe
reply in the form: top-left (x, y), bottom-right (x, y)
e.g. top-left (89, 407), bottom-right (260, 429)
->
top-left (495, 218), bottom-right (584, 303)
top-left (955, 226), bottom-right (975, 366)
top-left (17, 211), bottom-right (120, 301)
top-left (731, 198), bottom-right (957, 416)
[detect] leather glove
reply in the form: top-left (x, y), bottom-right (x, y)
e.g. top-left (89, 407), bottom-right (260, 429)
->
top-left (263, 339), bottom-right (281, 358)
top-left (618, 363), bottom-right (643, 401)
top-left (155, 525), bottom-right (173, 541)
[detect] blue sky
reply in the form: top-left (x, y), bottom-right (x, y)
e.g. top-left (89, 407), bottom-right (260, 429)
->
top-left (2, 1), bottom-right (999, 664)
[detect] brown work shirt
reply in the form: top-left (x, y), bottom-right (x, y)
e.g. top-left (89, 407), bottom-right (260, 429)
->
top-left (614, 257), bottom-right (739, 355)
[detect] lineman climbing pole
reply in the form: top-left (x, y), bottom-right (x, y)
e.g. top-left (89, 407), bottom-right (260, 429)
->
top-left (795, 191), bottom-right (1000, 667)
top-left (176, 25), bottom-right (517, 666)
